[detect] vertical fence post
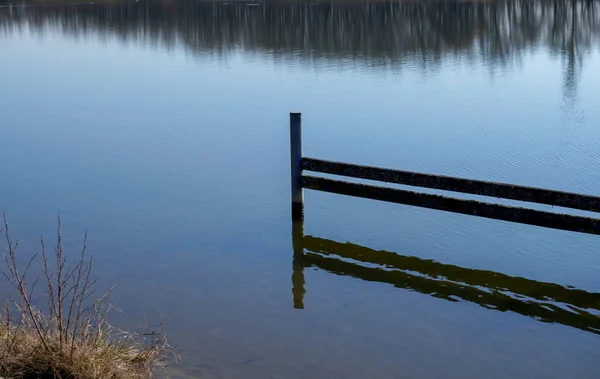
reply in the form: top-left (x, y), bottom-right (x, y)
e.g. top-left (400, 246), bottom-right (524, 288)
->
top-left (290, 112), bottom-right (304, 220)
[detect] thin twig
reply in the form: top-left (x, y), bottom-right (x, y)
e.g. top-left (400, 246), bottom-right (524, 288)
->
top-left (2, 213), bottom-right (50, 351)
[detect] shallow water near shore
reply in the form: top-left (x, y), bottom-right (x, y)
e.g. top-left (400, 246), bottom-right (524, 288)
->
top-left (1, 0), bottom-right (600, 378)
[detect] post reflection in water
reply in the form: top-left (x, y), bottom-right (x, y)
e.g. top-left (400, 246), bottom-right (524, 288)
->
top-left (292, 220), bottom-right (306, 310)
top-left (291, 221), bottom-right (600, 334)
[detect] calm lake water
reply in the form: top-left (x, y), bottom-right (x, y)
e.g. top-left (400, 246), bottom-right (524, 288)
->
top-left (2, 0), bottom-right (600, 377)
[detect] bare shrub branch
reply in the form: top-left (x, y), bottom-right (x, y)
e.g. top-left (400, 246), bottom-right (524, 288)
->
top-left (0, 213), bottom-right (177, 378)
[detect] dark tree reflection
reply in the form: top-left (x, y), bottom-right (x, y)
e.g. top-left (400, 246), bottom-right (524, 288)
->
top-left (2, 0), bottom-right (599, 93)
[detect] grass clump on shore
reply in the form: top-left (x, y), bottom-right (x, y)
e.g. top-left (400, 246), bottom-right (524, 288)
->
top-left (0, 213), bottom-right (175, 379)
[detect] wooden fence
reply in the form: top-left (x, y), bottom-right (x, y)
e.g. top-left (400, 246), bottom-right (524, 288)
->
top-left (290, 112), bottom-right (600, 235)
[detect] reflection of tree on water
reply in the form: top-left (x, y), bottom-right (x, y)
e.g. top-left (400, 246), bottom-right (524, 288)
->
top-left (1, 0), bottom-right (599, 73)
top-left (556, 1), bottom-right (585, 114)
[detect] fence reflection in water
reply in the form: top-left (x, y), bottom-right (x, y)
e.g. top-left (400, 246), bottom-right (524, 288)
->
top-left (291, 222), bottom-right (600, 335)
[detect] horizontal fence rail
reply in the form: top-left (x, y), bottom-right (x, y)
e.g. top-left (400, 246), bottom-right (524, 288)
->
top-left (303, 157), bottom-right (600, 213)
top-left (302, 176), bottom-right (600, 235)
top-left (289, 112), bottom-right (600, 235)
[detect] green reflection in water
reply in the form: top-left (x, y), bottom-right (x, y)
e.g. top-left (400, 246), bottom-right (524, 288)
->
top-left (292, 222), bottom-right (600, 334)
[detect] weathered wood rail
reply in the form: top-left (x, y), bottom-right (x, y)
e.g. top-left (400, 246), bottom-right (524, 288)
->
top-left (290, 112), bottom-right (600, 235)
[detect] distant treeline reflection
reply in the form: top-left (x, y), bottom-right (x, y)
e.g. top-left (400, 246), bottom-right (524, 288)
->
top-left (2, 0), bottom-right (599, 71)
top-left (292, 232), bottom-right (600, 335)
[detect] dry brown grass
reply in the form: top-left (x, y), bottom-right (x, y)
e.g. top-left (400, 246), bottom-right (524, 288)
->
top-left (0, 213), bottom-right (177, 379)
